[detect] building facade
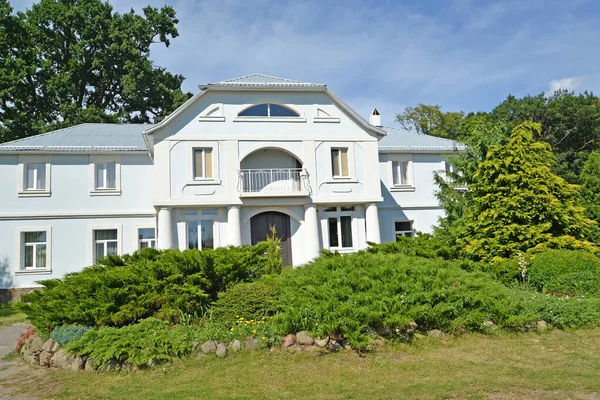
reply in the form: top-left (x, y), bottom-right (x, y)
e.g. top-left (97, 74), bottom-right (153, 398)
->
top-left (0, 74), bottom-right (463, 290)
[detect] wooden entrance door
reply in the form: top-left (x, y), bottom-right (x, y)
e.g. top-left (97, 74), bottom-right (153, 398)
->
top-left (250, 211), bottom-right (292, 265)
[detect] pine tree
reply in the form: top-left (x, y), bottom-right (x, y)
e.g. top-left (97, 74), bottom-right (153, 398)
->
top-left (458, 121), bottom-right (596, 261)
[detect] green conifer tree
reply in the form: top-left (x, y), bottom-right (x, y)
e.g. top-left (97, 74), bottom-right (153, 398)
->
top-left (580, 151), bottom-right (600, 244)
top-left (458, 121), bottom-right (596, 260)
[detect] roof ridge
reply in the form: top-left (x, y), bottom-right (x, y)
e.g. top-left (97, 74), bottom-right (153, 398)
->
top-left (223, 73), bottom-right (304, 84)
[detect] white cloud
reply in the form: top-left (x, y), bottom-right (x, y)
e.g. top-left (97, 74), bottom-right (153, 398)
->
top-left (545, 77), bottom-right (585, 96)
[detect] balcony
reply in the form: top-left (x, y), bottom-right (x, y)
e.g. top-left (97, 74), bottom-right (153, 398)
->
top-left (238, 168), bottom-right (310, 197)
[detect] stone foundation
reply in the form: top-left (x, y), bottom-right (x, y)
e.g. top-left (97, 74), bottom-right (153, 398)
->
top-left (0, 288), bottom-right (37, 303)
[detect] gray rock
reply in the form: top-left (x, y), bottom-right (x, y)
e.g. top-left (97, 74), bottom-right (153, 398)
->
top-left (69, 355), bottom-right (86, 371)
top-left (537, 320), bottom-right (548, 331)
top-left (314, 337), bottom-right (329, 348)
top-left (304, 345), bottom-right (322, 353)
top-left (39, 350), bottom-right (52, 367)
top-left (229, 339), bottom-right (242, 352)
top-left (201, 340), bottom-right (218, 354)
top-left (50, 348), bottom-right (68, 368)
top-left (427, 329), bottom-right (445, 338)
top-left (287, 344), bottom-right (303, 353)
top-left (216, 343), bottom-right (227, 358)
top-left (283, 334), bottom-right (296, 347)
top-left (192, 341), bottom-right (200, 350)
top-left (483, 320), bottom-right (495, 328)
top-left (296, 331), bottom-right (314, 346)
top-left (372, 338), bottom-right (385, 347)
top-left (342, 340), bottom-right (352, 350)
top-left (102, 359), bottom-right (122, 372)
top-left (85, 358), bottom-right (95, 371)
top-left (29, 336), bottom-right (44, 353)
top-left (329, 341), bottom-right (343, 352)
top-left (195, 353), bottom-right (207, 360)
top-left (245, 337), bottom-right (259, 351)
top-left (41, 339), bottom-right (59, 353)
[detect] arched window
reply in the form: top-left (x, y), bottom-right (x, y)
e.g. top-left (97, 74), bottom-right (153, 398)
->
top-left (238, 103), bottom-right (300, 117)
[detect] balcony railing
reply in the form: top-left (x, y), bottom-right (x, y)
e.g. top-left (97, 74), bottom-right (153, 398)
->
top-left (238, 168), bottom-right (310, 195)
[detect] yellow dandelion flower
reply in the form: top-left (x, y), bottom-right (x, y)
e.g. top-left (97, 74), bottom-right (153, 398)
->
top-left (262, 336), bottom-right (266, 340)
top-left (252, 329), bottom-right (257, 334)
top-left (239, 317), bottom-right (244, 321)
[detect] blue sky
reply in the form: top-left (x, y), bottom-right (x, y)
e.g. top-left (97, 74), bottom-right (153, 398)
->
top-left (10, 0), bottom-right (600, 126)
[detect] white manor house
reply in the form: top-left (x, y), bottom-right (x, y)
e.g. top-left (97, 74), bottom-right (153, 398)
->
top-left (0, 74), bottom-right (463, 291)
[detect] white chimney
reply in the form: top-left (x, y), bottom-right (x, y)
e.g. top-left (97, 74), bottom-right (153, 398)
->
top-left (370, 108), bottom-right (382, 127)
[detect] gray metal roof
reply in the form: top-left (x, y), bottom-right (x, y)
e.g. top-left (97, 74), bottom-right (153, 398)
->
top-left (0, 123), bottom-right (151, 153)
top-left (378, 126), bottom-right (466, 153)
top-left (203, 73), bottom-right (326, 88)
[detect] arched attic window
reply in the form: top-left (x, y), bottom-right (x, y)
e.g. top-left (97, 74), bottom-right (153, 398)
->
top-left (238, 103), bottom-right (300, 117)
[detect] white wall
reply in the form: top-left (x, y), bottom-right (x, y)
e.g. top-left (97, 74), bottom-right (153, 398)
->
top-left (0, 153), bottom-right (154, 215)
top-left (151, 91), bottom-right (383, 207)
top-left (0, 216), bottom-right (155, 289)
top-left (378, 152), bottom-right (448, 237)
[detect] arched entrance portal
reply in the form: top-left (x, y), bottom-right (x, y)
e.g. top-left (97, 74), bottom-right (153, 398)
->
top-left (250, 211), bottom-right (292, 265)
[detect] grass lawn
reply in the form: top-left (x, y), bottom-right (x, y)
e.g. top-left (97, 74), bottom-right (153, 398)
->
top-left (0, 303), bottom-right (27, 329)
top-left (4, 328), bottom-right (600, 400)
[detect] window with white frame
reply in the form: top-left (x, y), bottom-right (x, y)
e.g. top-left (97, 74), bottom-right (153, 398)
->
top-left (323, 206), bottom-right (355, 249)
top-left (394, 221), bottom-right (414, 239)
top-left (24, 163), bottom-right (47, 190)
top-left (193, 148), bottom-right (213, 179)
top-left (238, 103), bottom-right (300, 117)
top-left (138, 228), bottom-right (156, 249)
top-left (94, 229), bottom-right (118, 261)
top-left (95, 162), bottom-right (116, 189)
top-left (331, 148), bottom-right (349, 177)
top-left (18, 158), bottom-right (51, 196)
top-left (392, 161), bottom-right (411, 186)
top-left (22, 231), bottom-right (47, 270)
top-left (187, 220), bottom-right (214, 250)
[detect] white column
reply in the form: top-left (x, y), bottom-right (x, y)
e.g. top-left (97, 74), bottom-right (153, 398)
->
top-left (157, 207), bottom-right (173, 249)
top-left (365, 203), bottom-right (381, 244)
top-left (227, 205), bottom-right (242, 246)
top-left (304, 204), bottom-right (320, 261)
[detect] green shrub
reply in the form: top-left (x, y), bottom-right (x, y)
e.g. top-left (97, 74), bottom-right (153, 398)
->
top-left (271, 252), bottom-right (537, 348)
top-left (367, 233), bottom-right (456, 260)
top-left (271, 251), bottom-right (600, 349)
top-left (212, 281), bottom-right (279, 324)
top-left (50, 325), bottom-right (93, 346)
top-left (18, 241), bottom-right (283, 333)
top-left (528, 250), bottom-right (600, 295)
top-left (65, 318), bottom-right (197, 368)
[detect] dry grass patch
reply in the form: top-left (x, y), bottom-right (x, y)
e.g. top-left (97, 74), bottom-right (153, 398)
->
top-left (3, 329), bottom-right (600, 400)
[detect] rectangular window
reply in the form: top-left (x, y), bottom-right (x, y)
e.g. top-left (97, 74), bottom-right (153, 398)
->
top-left (24, 163), bottom-right (46, 190)
top-left (22, 231), bottom-right (47, 269)
top-left (138, 228), bottom-right (156, 249)
top-left (95, 162), bottom-right (116, 189)
top-left (328, 216), bottom-right (353, 249)
top-left (194, 149), bottom-right (213, 179)
top-left (187, 220), bottom-right (214, 250)
top-left (94, 229), bottom-right (118, 261)
top-left (331, 148), bottom-right (349, 177)
top-left (392, 161), bottom-right (409, 186)
top-left (395, 221), bottom-right (414, 239)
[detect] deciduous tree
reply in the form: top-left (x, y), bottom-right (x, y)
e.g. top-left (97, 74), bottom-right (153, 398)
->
top-left (395, 104), bottom-right (464, 139)
top-left (0, 0), bottom-right (191, 143)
